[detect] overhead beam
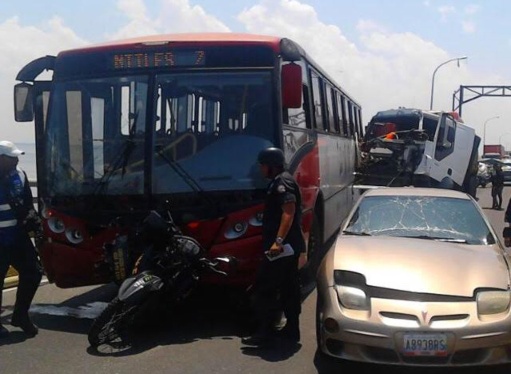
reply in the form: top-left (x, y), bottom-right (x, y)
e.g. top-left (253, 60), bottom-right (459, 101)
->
top-left (452, 85), bottom-right (511, 117)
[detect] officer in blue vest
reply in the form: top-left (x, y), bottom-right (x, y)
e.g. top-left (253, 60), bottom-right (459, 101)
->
top-left (0, 140), bottom-right (42, 338)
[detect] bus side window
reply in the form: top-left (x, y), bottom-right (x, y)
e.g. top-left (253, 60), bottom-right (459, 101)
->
top-left (339, 95), bottom-right (350, 137)
top-left (347, 101), bottom-right (355, 136)
top-left (302, 84), bottom-right (313, 129)
top-left (285, 84), bottom-right (307, 129)
top-left (354, 107), bottom-right (363, 137)
top-left (311, 71), bottom-right (324, 131)
top-left (325, 84), bottom-right (337, 133)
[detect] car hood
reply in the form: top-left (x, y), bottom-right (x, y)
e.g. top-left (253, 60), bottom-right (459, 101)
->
top-left (334, 236), bottom-right (510, 297)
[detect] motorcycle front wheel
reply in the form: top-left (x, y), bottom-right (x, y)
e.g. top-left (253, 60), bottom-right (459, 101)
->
top-left (88, 297), bottom-right (138, 348)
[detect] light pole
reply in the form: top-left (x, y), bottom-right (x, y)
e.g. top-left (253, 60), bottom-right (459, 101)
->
top-left (429, 56), bottom-right (468, 110)
top-left (483, 115), bottom-right (500, 150)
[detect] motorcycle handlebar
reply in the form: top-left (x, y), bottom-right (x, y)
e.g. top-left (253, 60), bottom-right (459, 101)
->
top-left (199, 256), bottom-right (238, 276)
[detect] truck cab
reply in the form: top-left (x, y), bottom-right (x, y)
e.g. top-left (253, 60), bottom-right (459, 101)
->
top-left (358, 108), bottom-right (480, 197)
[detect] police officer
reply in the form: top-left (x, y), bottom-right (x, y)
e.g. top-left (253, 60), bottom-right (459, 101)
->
top-left (242, 147), bottom-right (305, 347)
top-left (0, 140), bottom-right (42, 338)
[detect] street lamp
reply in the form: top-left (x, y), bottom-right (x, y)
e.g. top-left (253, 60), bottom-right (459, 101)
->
top-left (483, 115), bottom-right (500, 148)
top-left (429, 56), bottom-right (468, 110)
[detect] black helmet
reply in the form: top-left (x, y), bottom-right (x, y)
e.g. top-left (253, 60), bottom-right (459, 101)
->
top-left (257, 147), bottom-right (285, 167)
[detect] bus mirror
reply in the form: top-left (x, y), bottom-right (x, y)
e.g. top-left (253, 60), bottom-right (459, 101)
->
top-left (281, 63), bottom-right (302, 108)
top-left (14, 82), bottom-right (34, 122)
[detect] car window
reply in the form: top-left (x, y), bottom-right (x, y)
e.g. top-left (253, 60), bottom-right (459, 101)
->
top-left (344, 195), bottom-right (495, 245)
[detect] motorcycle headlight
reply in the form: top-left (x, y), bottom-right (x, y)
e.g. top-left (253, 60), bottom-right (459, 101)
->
top-left (477, 290), bottom-right (511, 315)
top-left (335, 285), bottom-right (370, 311)
top-left (178, 238), bottom-right (201, 256)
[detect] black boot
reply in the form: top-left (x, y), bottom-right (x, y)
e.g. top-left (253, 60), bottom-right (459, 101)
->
top-left (276, 318), bottom-right (300, 343)
top-left (241, 322), bottom-right (274, 347)
top-left (0, 324), bottom-right (9, 339)
top-left (11, 312), bottom-right (38, 336)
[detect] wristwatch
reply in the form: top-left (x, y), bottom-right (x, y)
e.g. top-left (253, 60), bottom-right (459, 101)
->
top-left (275, 236), bottom-right (284, 245)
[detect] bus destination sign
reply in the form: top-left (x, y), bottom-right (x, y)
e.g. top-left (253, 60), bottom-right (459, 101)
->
top-left (113, 50), bottom-right (206, 69)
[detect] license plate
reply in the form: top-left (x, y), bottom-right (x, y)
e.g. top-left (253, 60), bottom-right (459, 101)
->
top-left (403, 333), bottom-right (448, 356)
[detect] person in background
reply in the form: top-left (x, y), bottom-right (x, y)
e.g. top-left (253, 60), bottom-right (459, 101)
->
top-left (491, 163), bottom-right (504, 210)
top-left (0, 140), bottom-right (43, 338)
top-left (241, 147), bottom-right (306, 348)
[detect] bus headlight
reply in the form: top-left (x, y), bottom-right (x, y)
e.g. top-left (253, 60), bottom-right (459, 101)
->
top-left (48, 217), bottom-right (65, 233)
top-left (477, 291), bottom-right (511, 315)
top-left (65, 228), bottom-right (84, 244)
top-left (249, 212), bottom-right (263, 227)
top-left (224, 221), bottom-right (248, 239)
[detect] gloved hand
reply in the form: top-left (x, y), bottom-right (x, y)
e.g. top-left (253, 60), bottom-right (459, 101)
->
top-left (23, 209), bottom-right (42, 238)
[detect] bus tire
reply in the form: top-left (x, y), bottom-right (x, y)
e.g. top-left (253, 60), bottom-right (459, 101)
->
top-left (301, 213), bottom-right (323, 289)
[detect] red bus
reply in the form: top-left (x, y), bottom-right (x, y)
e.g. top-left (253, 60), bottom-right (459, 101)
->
top-left (13, 33), bottom-right (363, 289)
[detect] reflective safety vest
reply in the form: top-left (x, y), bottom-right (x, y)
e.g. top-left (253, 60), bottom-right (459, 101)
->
top-left (0, 168), bottom-right (26, 230)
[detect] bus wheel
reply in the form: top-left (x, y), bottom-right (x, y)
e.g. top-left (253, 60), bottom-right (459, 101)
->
top-left (301, 213), bottom-right (322, 291)
top-left (308, 213), bottom-right (323, 266)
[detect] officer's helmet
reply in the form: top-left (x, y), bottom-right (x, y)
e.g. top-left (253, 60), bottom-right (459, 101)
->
top-left (257, 147), bottom-right (285, 167)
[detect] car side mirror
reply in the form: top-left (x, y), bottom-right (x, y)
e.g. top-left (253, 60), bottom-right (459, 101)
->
top-left (503, 227), bottom-right (511, 247)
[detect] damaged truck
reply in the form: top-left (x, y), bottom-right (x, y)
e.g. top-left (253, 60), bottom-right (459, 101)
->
top-left (355, 107), bottom-right (480, 198)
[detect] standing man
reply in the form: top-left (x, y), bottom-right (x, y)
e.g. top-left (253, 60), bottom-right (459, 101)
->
top-left (242, 147), bottom-right (306, 347)
top-left (491, 163), bottom-right (504, 210)
top-left (0, 140), bottom-right (42, 338)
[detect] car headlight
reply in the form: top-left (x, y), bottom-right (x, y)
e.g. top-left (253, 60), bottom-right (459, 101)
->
top-left (477, 291), bottom-right (511, 315)
top-left (335, 285), bottom-right (370, 310)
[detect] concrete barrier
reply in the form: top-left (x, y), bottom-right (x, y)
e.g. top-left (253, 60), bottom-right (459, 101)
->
top-left (4, 267), bottom-right (19, 289)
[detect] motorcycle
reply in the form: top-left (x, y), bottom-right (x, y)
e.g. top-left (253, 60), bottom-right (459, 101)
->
top-left (87, 208), bottom-right (236, 349)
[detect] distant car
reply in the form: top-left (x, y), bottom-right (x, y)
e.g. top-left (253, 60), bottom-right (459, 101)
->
top-left (497, 158), bottom-right (511, 183)
top-left (316, 187), bottom-right (511, 368)
top-left (477, 161), bottom-right (491, 187)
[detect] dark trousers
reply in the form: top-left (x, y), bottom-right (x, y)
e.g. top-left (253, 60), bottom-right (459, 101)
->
top-left (0, 232), bottom-right (43, 320)
top-left (492, 185), bottom-right (504, 208)
top-left (251, 255), bottom-right (301, 334)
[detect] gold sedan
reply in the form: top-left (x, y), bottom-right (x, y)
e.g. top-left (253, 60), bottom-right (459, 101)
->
top-left (316, 187), bottom-right (511, 367)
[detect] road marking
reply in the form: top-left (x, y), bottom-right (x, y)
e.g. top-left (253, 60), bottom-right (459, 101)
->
top-left (3, 277), bottom-right (108, 319)
top-left (29, 302), bottom-right (108, 319)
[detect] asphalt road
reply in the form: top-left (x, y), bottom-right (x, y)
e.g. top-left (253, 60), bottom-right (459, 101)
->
top-left (1, 185), bottom-right (511, 374)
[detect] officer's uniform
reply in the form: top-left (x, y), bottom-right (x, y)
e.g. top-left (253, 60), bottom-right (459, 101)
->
top-left (0, 167), bottom-right (42, 326)
top-left (251, 170), bottom-right (305, 339)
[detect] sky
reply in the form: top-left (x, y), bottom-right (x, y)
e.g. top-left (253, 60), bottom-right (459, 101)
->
top-left (1, 0), bottom-right (511, 153)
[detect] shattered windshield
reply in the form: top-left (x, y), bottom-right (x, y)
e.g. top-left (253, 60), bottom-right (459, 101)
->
top-left (344, 195), bottom-right (495, 245)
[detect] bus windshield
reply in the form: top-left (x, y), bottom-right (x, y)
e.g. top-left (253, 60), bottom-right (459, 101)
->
top-left (44, 70), bottom-right (275, 197)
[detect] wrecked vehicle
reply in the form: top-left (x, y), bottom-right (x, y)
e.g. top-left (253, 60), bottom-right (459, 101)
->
top-left (356, 108), bottom-right (480, 197)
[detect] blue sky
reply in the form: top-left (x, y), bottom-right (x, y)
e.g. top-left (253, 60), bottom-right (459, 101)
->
top-left (1, 0), bottom-right (511, 151)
